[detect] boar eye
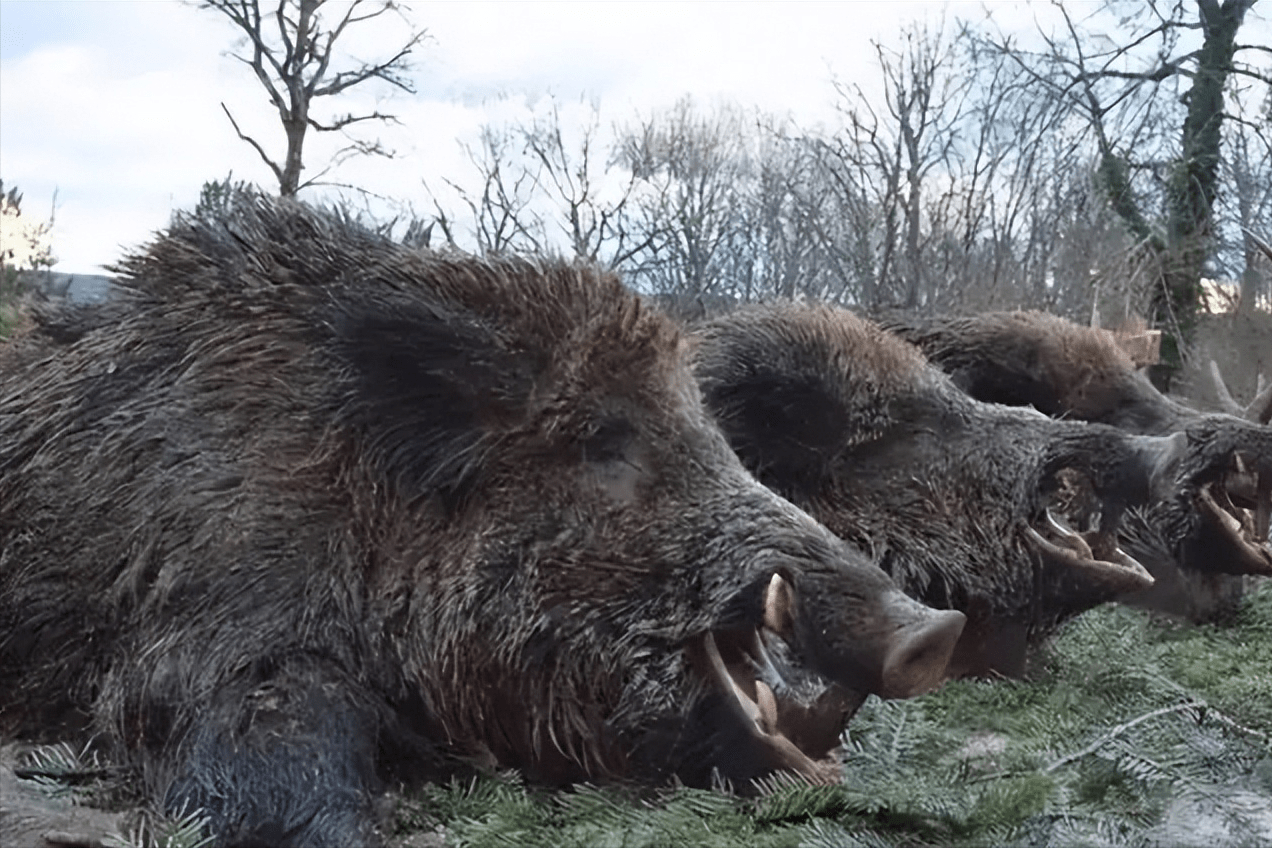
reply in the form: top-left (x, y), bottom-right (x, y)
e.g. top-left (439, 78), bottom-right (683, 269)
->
top-left (581, 417), bottom-right (635, 465)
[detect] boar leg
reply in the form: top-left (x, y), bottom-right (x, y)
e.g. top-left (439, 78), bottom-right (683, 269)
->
top-left (160, 659), bottom-right (385, 848)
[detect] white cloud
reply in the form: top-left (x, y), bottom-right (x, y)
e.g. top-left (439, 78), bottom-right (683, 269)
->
top-left (0, 0), bottom-right (984, 273)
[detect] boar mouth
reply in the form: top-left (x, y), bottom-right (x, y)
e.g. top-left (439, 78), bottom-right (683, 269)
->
top-left (1026, 469), bottom-right (1154, 593)
top-left (699, 626), bottom-right (857, 784)
top-left (695, 574), bottom-right (963, 785)
top-left (1195, 452), bottom-right (1272, 575)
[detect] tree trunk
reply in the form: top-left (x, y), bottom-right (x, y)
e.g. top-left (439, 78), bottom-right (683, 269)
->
top-left (280, 117), bottom-right (307, 197)
top-left (1150, 0), bottom-right (1253, 386)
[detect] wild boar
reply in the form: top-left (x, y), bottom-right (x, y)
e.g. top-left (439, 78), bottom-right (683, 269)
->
top-left (692, 303), bottom-right (1235, 678)
top-left (887, 310), bottom-right (1272, 619)
top-left (0, 200), bottom-right (965, 848)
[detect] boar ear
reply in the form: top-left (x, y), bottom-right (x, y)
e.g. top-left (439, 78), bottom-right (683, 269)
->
top-left (331, 303), bottom-right (537, 505)
top-left (703, 371), bottom-right (847, 498)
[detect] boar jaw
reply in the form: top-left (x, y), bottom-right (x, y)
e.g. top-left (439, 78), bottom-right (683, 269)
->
top-left (1164, 427), bottom-right (1272, 577)
top-left (1196, 476), bottom-right (1272, 575)
top-left (1024, 510), bottom-right (1154, 592)
top-left (696, 574), bottom-right (964, 783)
top-left (700, 629), bottom-right (846, 782)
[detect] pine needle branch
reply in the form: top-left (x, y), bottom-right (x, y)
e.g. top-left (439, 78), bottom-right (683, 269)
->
top-left (1043, 701), bottom-right (1202, 774)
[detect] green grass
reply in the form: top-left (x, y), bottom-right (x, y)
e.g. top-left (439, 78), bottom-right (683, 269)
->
top-left (394, 581), bottom-right (1272, 847)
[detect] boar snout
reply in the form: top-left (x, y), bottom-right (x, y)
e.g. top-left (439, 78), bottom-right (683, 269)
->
top-left (878, 604), bottom-right (967, 699)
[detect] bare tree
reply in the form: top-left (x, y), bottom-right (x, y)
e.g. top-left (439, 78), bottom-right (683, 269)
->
top-left (614, 98), bottom-right (755, 299)
top-left (978, 0), bottom-right (1266, 383)
top-left (819, 19), bottom-right (1071, 313)
top-left (421, 98), bottom-right (657, 265)
top-left (427, 123), bottom-right (547, 255)
top-left (521, 99), bottom-right (656, 268)
top-left (202, 0), bottom-right (428, 196)
top-left (1222, 83), bottom-right (1272, 314)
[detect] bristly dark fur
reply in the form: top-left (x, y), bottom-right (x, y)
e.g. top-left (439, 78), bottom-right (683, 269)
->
top-left (882, 310), bottom-right (1199, 431)
top-left (886, 309), bottom-right (1272, 620)
top-left (693, 303), bottom-right (1224, 677)
top-left (1, 198), bottom-right (958, 847)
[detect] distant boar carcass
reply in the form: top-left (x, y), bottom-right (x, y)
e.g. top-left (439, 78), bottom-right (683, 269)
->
top-left (0, 201), bottom-right (965, 848)
top-left (887, 310), bottom-right (1272, 620)
top-left (692, 304), bottom-right (1234, 678)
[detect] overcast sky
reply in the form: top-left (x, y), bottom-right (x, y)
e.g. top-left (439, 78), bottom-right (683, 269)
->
top-left (0, 0), bottom-right (1172, 274)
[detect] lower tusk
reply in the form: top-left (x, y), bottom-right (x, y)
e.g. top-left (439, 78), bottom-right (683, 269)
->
top-left (1200, 483), bottom-right (1245, 537)
top-left (704, 631), bottom-right (761, 726)
top-left (1045, 509), bottom-right (1094, 558)
top-left (754, 679), bottom-right (779, 735)
top-left (1024, 524), bottom-right (1154, 590)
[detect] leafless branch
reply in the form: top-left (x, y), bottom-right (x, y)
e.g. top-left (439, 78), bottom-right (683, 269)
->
top-left (1044, 702), bottom-right (1201, 774)
top-left (202, 0), bottom-right (428, 195)
top-left (220, 102), bottom-right (284, 186)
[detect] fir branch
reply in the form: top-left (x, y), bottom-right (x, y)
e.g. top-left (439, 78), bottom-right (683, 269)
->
top-left (1044, 702), bottom-right (1202, 774)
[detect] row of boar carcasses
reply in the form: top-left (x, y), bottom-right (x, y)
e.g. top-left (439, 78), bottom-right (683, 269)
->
top-left (1, 198), bottom-right (1268, 848)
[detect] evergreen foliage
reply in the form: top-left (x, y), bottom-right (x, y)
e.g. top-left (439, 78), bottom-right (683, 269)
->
top-left (392, 581), bottom-right (1272, 847)
top-left (16, 585), bottom-right (1272, 846)
top-left (102, 806), bottom-right (215, 848)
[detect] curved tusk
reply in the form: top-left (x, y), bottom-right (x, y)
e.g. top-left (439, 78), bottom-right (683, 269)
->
top-left (1024, 525), bottom-right (1155, 592)
top-left (703, 632), bottom-right (761, 726)
top-left (1199, 482), bottom-right (1244, 537)
top-left (754, 679), bottom-right (780, 735)
top-left (763, 572), bottom-right (795, 636)
top-left (1045, 509), bottom-right (1094, 559)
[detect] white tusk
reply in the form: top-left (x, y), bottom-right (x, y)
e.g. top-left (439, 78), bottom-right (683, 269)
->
top-left (754, 679), bottom-right (779, 735)
top-left (703, 632), bottom-right (761, 726)
top-left (763, 572), bottom-right (795, 635)
top-left (1200, 483), bottom-right (1244, 536)
top-left (1045, 509), bottom-right (1094, 559)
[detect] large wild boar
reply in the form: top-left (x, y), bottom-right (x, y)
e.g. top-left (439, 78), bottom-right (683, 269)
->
top-left (886, 310), bottom-right (1272, 619)
top-left (692, 303), bottom-right (1237, 678)
top-left (0, 200), bottom-right (965, 848)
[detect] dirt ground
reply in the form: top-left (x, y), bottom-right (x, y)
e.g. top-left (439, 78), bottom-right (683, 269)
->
top-left (0, 745), bottom-right (128, 848)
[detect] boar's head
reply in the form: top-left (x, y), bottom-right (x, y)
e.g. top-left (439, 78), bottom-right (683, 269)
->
top-left (0, 198), bottom-right (965, 845)
top-left (887, 310), bottom-right (1272, 617)
top-left (691, 303), bottom-right (1192, 677)
top-left (318, 243), bottom-right (967, 790)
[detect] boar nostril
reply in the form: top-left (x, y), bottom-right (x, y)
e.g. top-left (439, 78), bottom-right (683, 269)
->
top-left (878, 609), bottom-right (965, 700)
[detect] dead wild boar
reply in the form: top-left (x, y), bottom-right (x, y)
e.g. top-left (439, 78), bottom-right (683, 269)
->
top-left (886, 310), bottom-right (1272, 619)
top-left (0, 200), bottom-right (965, 848)
top-left (691, 303), bottom-right (1237, 678)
